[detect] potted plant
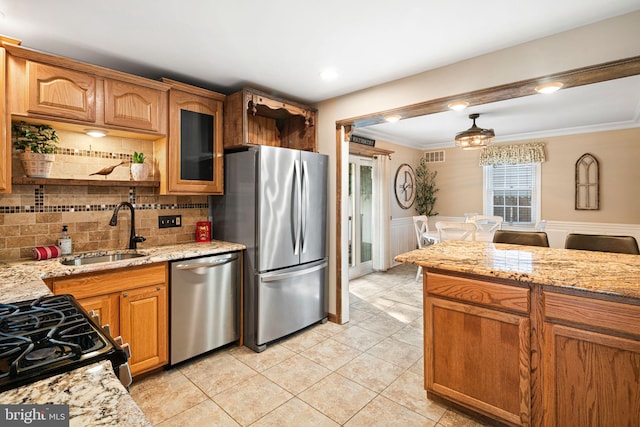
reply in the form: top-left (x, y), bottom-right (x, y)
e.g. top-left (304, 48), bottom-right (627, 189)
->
top-left (130, 151), bottom-right (150, 181)
top-left (12, 121), bottom-right (59, 178)
top-left (415, 157), bottom-right (439, 217)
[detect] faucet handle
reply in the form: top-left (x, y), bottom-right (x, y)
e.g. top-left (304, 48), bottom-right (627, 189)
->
top-left (133, 235), bottom-right (146, 243)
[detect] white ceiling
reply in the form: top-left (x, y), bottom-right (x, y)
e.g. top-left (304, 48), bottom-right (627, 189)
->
top-left (1, 1), bottom-right (639, 149)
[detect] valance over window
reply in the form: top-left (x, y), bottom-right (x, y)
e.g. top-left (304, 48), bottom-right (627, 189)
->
top-left (479, 142), bottom-right (546, 166)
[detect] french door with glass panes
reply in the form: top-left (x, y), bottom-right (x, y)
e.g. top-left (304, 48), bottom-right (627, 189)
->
top-left (348, 156), bottom-right (373, 279)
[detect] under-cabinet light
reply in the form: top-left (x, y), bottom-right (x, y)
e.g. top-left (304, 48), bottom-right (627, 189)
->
top-left (85, 129), bottom-right (107, 138)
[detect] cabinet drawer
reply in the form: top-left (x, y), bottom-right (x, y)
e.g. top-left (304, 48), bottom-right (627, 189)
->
top-left (53, 263), bottom-right (167, 299)
top-left (426, 272), bottom-right (529, 314)
top-left (544, 291), bottom-right (640, 337)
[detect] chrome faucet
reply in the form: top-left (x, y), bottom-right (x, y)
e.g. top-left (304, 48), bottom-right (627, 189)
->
top-left (109, 202), bottom-right (146, 249)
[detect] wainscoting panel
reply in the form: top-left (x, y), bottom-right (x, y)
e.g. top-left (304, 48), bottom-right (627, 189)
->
top-left (391, 217), bottom-right (417, 266)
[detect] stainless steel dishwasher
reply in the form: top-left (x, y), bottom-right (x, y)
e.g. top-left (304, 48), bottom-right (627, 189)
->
top-left (170, 252), bottom-right (240, 365)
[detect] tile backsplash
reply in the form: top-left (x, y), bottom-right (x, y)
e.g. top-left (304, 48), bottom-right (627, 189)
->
top-left (2, 128), bottom-right (210, 260)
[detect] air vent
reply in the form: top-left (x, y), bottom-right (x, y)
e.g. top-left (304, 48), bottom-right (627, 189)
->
top-left (424, 150), bottom-right (445, 163)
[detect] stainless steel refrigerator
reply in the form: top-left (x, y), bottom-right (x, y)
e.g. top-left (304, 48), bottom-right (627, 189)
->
top-left (210, 145), bottom-right (328, 352)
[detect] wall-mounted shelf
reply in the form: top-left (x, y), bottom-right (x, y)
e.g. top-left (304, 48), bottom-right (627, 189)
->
top-left (12, 177), bottom-right (160, 187)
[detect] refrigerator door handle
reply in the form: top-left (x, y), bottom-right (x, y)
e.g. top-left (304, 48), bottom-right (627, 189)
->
top-left (301, 160), bottom-right (310, 253)
top-left (260, 260), bottom-right (328, 282)
top-left (293, 159), bottom-right (302, 255)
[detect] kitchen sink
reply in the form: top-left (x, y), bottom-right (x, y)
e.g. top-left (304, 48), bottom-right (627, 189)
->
top-left (60, 253), bottom-right (146, 266)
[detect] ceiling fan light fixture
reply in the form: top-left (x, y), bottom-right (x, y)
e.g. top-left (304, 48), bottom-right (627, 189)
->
top-left (535, 81), bottom-right (563, 94)
top-left (384, 114), bottom-right (402, 123)
top-left (455, 113), bottom-right (495, 150)
top-left (447, 101), bottom-right (469, 111)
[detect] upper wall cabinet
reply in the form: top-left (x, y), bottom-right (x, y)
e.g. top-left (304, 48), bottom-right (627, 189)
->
top-left (225, 88), bottom-right (317, 152)
top-left (104, 79), bottom-right (165, 133)
top-left (26, 61), bottom-right (97, 122)
top-left (155, 79), bottom-right (224, 195)
top-left (4, 43), bottom-right (169, 137)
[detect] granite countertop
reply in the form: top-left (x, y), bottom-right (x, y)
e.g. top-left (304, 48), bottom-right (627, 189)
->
top-left (395, 240), bottom-right (640, 300)
top-left (0, 240), bottom-right (245, 425)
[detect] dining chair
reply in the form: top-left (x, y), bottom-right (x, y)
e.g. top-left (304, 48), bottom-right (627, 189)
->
top-left (564, 233), bottom-right (640, 255)
top-left (471, 215), bottom-right (504, 233)
top-left (412, 215), bottom-right (438, 281)
top-left (436, 221), bottom-right (477, 242)
top-left (493, 230), bottom-right (549, 247)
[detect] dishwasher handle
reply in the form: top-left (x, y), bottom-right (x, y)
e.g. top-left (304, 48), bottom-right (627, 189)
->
top-left (174, 254), bottom-right (239, 270)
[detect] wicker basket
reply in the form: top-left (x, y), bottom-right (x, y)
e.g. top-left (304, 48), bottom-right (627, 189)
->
top-left (20, 152), bottom-right (55, 178)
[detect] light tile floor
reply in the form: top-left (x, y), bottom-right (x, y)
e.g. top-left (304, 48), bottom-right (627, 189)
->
top-left (130, 263), bottom-right (489, 426)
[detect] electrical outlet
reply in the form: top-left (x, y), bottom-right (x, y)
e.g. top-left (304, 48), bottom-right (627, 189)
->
top-left (158, 215), bottom-right (182, 229)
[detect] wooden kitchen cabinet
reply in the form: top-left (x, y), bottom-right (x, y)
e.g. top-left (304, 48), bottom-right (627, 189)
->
top-left (0, 45), bottom-right (9, 194)
top-left (51, 263), bottom-right (168, 376)
top-left (104, 79), bottom-right (166, 133)
top-left (155, 79), bottom-right (224, 194)
top-left (24, 61), bottom-right (97, 122)
top-left (424, 272), bottom-right (531, 426)
top-left (4, 42), bottom-right (169, 137)
top-left (224, 88), bottom-right (317, 152)
top-left (542, 291), bottom-right (640, 427)
top-left (120, 283), bottom-right (168, 375)
top-left (77, 293), bottom-right (120, 337)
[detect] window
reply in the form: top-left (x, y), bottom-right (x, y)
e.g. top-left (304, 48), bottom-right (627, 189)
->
top-left (484, 163), bottom-right (540, 225)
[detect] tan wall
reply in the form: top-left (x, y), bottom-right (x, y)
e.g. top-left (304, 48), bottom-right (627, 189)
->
top-left (428, 128), bottom-right (640, 224)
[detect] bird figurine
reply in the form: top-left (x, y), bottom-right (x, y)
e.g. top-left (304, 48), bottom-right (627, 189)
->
top-left (90, 161), bottom-right (126, 179)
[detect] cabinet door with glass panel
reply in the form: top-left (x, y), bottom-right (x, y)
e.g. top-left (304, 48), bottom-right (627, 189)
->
top-left (159, 79), bottom-right (224, 194)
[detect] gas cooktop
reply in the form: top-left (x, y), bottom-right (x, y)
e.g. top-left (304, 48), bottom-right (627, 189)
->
top-left (0, 294), bottom-right (127, 392)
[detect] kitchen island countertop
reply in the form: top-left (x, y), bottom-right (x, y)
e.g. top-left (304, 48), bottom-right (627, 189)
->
top-left (395, 240), bottom-right (640, 300)
top-left (0, 240), bottom-right (245, 425)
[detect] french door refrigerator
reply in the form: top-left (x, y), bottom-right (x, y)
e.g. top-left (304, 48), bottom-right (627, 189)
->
top-left (210, 145), bottom-right (328, 352)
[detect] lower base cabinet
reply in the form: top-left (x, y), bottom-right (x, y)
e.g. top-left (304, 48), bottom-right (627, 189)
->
top-left (52, 263), bottom-right (168, 376)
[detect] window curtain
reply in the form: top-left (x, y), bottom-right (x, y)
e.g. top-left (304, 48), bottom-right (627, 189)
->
top-left (479, 142), bottom-right (546, 166)
top-left (372, 154), bottom-right (390, 271)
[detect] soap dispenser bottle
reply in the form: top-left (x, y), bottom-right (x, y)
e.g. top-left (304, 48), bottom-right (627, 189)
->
top-left (58, 225), bottom-right (72, 255)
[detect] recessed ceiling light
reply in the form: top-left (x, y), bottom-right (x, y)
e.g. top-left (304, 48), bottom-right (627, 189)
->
top-left (320, 69), bottom-right (338, 81)
top-left (85, 129), bottom-right (107, 138)
top-left (535, 81), bottom-right (563, 94)
top-left (447, 101), bottom-right (469, 111)
top-left (384, 114), bottom-right (401, 123)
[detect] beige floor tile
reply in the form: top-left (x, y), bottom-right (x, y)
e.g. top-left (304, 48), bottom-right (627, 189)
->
top-left (347, 307), bottom-right (375, 325)
top-left (382, 371), bottom-right (447, 422)
top-left (385, 302), bottom-right (423, 323)
top-left (262, 354), bottom-right (331, 394)
top-left (336, 353), bottom-right (405, 393)
top-left (212, 374), bottom-right (292, 426)
top-left (280, 329), bottom-right (328, 353)
top-left (312, 320), bottom-right (351, 338)
top-left (330, 325), bottom-right (386, 351)
top-left (178, 353), bottom-right (258, 397)
top-left (409, 356), bottom-right (425, 377)
top-left (129, 369), bottom-right (207, 425)
top-left (298, 373), bottom-right (376, 424)
top-left (357, 314), bottom-right (406, 337)
top-left (228, 343), bottom-right (295, 372)
top-left (252, 397), bottom-right (339, 427)
top-left (156, 399), bottom-right (239, 427)
top-left (344, 395), bottom-right (435, 427)
top-left (437, 409), bottom-right (492, 427)
top-left (410, 316), bottom-right (425, 331)
top-left (392, 325), bottom-right (424, 348)
top-left (302, 338), bottom-right (362, 371)
top-left (366, 337), bottom-right (423, 368)
top-left (381, 283), bottom-right (424, 307)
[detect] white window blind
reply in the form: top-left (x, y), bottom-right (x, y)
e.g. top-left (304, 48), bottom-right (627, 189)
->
top-left (484, 163), bottom-right (539, 224)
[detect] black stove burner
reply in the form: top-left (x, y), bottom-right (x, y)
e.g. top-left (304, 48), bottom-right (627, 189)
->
top-left (0, 294), bottom-right (127, 392)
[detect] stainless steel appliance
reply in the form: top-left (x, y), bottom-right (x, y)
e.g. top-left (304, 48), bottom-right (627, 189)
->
top-left (0, 294), bottom-right (129, 392)
top-left (211, 145), bottom-right (328, 352)
top-left (170, 252), bottom-right (240, 364)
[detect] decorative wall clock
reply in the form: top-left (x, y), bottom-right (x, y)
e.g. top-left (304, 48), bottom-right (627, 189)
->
top-left (394, 163), bottom-right (416, 209)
